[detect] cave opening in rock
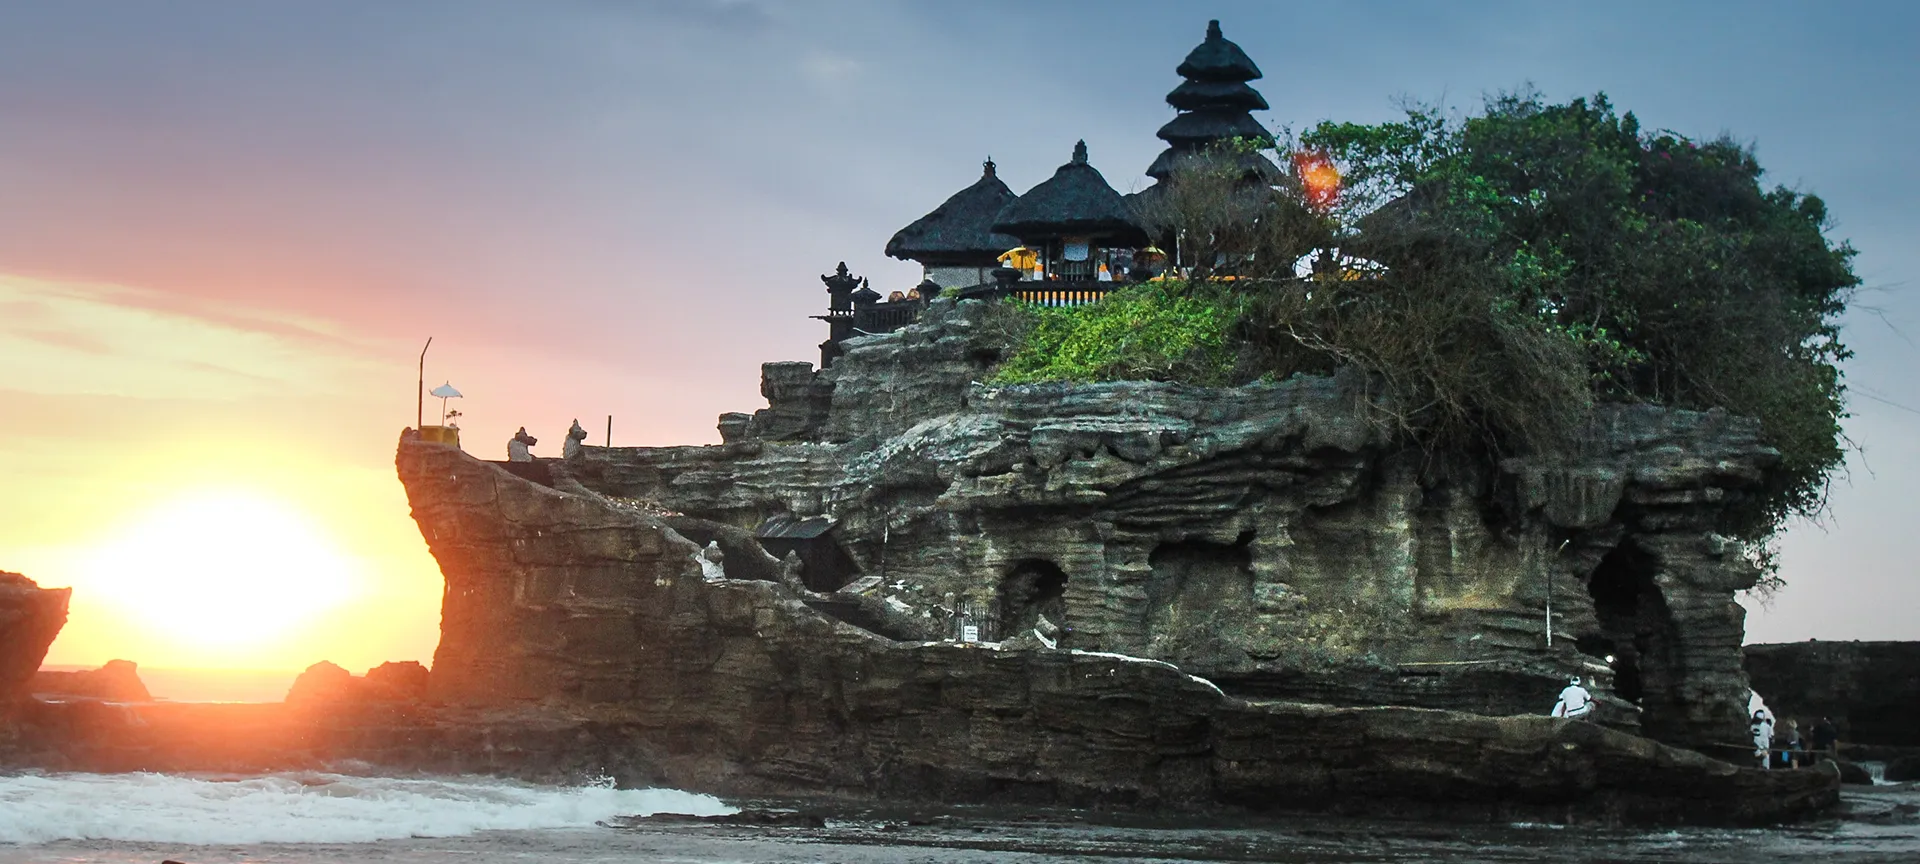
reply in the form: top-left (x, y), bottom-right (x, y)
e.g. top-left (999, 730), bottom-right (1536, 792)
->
top-left (997, 559), bottom-right (1068, 643)
top-left (1584, 542), bottom-right (1671, 712)
top-left (1144, 532), bottom-right (1255, 663)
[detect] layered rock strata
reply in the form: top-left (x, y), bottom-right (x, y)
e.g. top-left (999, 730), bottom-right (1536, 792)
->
top-left (555, 298), bottom-right (1777, 752)
top-left (389, 440), bottom-right (1833, 825)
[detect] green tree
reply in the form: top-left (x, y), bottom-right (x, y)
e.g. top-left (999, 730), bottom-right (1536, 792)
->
top-left (1301, 92), bottom-right (1856, 536)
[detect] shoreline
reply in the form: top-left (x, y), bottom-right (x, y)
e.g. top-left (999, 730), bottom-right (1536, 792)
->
top-left (3, 780), bottom-right (1914, 864)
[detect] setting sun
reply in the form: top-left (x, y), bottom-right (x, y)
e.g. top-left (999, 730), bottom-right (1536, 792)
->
top-left (78, 489), bottom-right (362, 652)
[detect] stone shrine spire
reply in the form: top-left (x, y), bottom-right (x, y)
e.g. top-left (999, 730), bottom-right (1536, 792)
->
top-left (1146, 19), bottom-right (1277, 181)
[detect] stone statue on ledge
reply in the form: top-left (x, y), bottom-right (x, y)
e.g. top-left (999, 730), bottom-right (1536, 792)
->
top-left (563, 419), bottom-right (589, 459)
top-left (507, 427), bottom-right (538, 462)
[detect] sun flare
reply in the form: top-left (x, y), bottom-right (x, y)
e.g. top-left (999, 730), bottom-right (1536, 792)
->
top-left (80, 489), bottom-right (362, 652)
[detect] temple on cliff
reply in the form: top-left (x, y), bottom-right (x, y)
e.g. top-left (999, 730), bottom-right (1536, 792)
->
top-left (821, 19), bottom-right (1275, 369)
top-left (384, 17), bottom-right (1790, 793)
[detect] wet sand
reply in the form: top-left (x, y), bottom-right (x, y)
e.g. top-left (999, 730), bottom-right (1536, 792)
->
top-left (9, 785), bottom-right (1915, 864)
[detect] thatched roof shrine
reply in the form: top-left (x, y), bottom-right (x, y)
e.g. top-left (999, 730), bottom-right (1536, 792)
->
top-left (885, 159), bottom-right (1020, 266)
top-left (992, 141), bottom-right (1148, 246)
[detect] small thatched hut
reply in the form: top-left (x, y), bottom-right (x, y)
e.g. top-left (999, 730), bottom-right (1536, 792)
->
top-left (991, 141), bottom-right (1148, 282)
top-left (885, 159), bottom-right (1020, 290)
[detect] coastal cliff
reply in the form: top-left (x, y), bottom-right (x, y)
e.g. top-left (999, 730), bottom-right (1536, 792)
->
top-left (390, 436), bottom-right (1835, 824)
top-left (558, 298), bottom-right (1778, 751)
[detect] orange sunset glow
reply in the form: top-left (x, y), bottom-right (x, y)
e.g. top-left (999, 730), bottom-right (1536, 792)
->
top-left (79, 489), bottom-right (359, 650)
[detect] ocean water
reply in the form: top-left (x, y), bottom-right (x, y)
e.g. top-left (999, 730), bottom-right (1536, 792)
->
top-left (0, 771), bottom-right (728, 846)
top-left (1, 771), bottom-right (1914, 863)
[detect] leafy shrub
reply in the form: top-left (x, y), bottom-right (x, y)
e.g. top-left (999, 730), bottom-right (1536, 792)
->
top-left (991, 281), bottom-right (1247, 386)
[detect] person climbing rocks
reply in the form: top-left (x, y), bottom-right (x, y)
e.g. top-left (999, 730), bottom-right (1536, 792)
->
top-left (1748, 690), bottom-right (1777, 769)
top-left (1551, 676), bottom-right (1593, 719)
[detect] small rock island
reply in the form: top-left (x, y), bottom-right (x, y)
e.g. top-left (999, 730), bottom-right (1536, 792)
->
top-left (3, 19), bottom-right (1868, 828)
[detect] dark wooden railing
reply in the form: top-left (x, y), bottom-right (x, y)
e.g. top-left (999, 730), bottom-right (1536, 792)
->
top-left (852, 301), bottom-right (919, 335)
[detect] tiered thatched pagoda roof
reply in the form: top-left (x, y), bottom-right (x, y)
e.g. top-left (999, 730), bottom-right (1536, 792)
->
top-left (1147, 20), bottom-right (1278, 181)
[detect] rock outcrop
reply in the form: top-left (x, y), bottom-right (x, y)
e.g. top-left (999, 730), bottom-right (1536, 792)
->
top-left (286, 660), bottom-right (429, 704)
top-left (1, 571), bottom-right (70, 705)
top-left (30, 659), bottom-right (151, 702)
top-left (555, 299), bottom-right (1778, 751)
top-left (391, 438), bottom-right (1834, 825)
top-left (1745, 641), bottom-right (1920, 746)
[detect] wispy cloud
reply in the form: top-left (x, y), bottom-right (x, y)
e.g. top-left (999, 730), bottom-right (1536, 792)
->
top-left (0, 273), bottom-right (392, 402)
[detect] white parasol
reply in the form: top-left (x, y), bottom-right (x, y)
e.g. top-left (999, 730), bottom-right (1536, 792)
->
top-left (430, 381), bottom-right (463, 425)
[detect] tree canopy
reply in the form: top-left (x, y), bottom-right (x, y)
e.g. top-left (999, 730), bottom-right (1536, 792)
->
top-left (996, 91), bottom-right (1858, 544)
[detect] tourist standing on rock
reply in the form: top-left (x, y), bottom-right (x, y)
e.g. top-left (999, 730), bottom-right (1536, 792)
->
top-left (1748, 690), bottom-right (1777, 769)
top-left (1811, 716), bottom-right (1840, 761)
top-left (1780, 718), bottom-right (1805, 768)
top-left (1551, 677), bottom-right (1593, 719)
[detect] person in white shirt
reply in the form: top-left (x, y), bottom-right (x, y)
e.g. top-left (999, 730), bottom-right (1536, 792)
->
top-left (1749, 689), bottom-right (1777, 769)
top-left (1552, 676), bottom-right (1594, 719)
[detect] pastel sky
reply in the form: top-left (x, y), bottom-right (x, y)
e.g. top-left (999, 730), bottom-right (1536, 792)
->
top-left (3, 1), bottom-right (1916, 677)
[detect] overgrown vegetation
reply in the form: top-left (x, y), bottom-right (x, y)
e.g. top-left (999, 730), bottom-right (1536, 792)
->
top-left (993, 90), bottom-right (1858, 544)
top-left (992, 281), bottom-right (1247, 385)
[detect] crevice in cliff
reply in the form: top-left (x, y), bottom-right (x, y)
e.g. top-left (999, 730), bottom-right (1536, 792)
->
top-left (1585, 541), bottom-right (1676, 725)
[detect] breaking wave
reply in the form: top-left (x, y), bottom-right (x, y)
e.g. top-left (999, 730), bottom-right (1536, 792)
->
top-left (0, 771), bottom-right (734, 845)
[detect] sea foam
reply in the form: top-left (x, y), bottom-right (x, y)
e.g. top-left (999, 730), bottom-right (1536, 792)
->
top-left (0, 771), bottom-right (734, 845)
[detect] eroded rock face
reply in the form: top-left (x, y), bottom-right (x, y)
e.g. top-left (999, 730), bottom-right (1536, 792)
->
top-left (1746, 641), bottom-right (1920, 747)
top-left (1, 571), bottom-right (70, 705)
top-left (30, 659), bottom-right (151, 702)
top-left (555, 301), bottom-right (1776, 750)
top-left (392, 441), bottom-right (1835, 825)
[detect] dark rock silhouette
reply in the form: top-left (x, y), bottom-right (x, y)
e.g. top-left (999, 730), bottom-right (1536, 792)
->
top-left (31, 659), bottom-right (151, 702)
top-left (1745, 641), bottom-right (1920, 747)
top-left (1, 571), bottom-right (69, 704)
top-left (286, 660), bottom-right (428, 704)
